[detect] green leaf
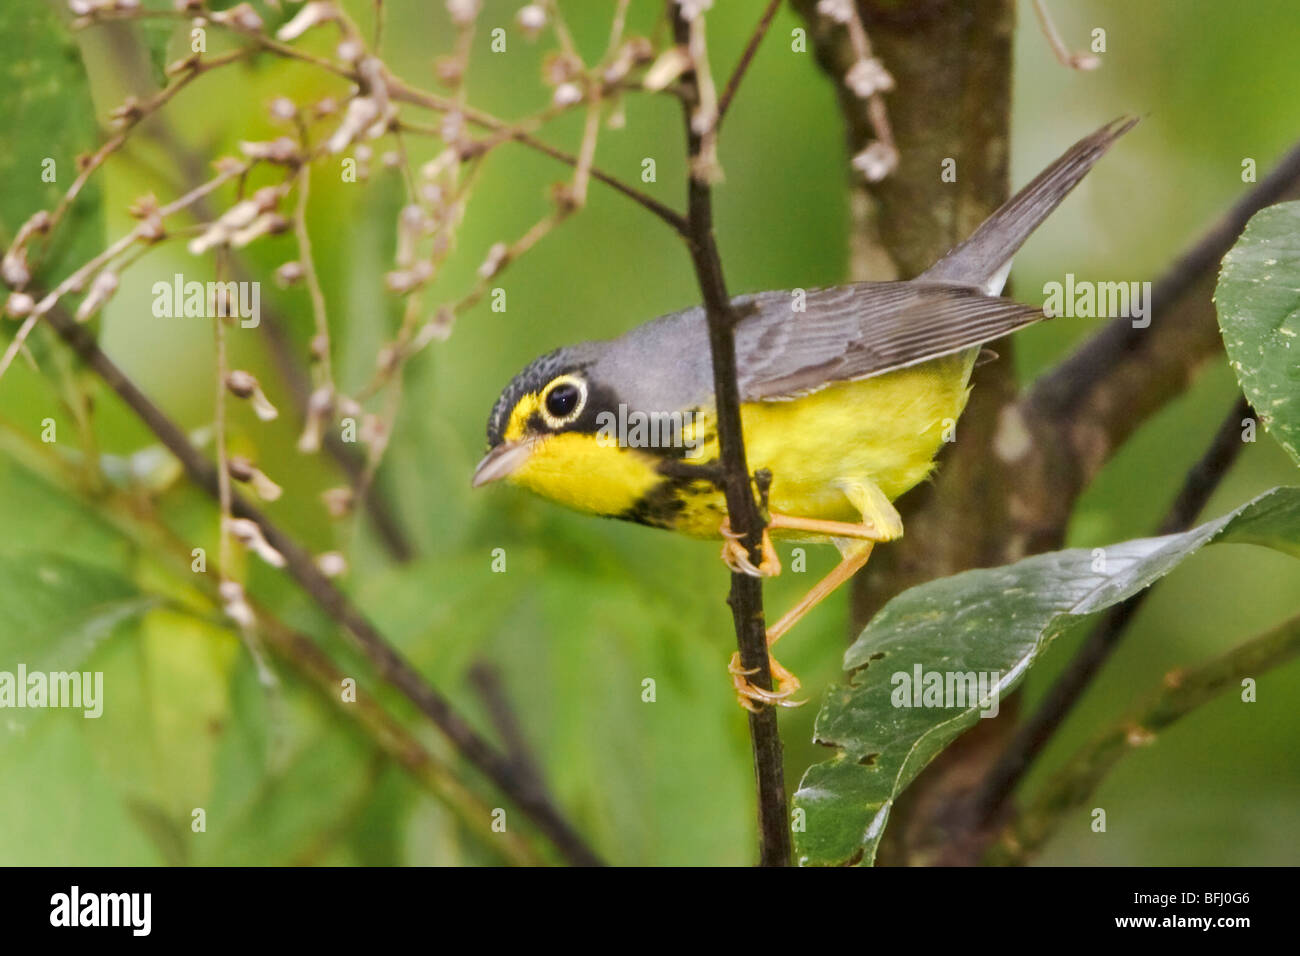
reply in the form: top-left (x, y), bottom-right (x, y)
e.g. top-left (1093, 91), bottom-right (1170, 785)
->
top-left (0, 552), bottom-right (156, 678)
top-left (0, 1), bottom-right (103, 285)
top-left (794, 486), bottom-right (1300, 866)
top-left (1217, 200), bottom-right (1300, 465)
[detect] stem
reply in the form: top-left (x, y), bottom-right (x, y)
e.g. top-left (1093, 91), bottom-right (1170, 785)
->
top-left (716, 0), bottom-right (782, 126)
top-left (0, 419), bottom-right (542, 865)
top-left (670, 2), bottom-right (790, 868)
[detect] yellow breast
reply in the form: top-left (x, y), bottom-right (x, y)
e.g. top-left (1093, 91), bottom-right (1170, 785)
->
top-left (506, 352), bottom-right (974, 539)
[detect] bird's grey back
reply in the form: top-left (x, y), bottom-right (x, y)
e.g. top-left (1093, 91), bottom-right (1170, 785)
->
top-left (589, 281), bottom-right (1043, 410)
top-left (588, 119), bottom-right (1138, 415)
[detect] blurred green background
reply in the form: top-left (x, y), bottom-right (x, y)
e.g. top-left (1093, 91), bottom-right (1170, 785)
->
top-left (1, 0), bottom-right (1298, 865)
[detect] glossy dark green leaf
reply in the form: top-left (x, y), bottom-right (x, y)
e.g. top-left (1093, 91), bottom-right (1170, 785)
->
top-left (794, 486), bottom-right (1300, 866)
top-left (1217, 200), bottom-right (1300, 465)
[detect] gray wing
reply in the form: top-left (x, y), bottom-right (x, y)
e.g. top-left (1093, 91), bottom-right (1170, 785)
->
top-left (732, 281), bottom-right (1044, 400)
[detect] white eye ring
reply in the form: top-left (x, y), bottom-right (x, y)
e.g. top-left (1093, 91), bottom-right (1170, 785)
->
top-left (539, 374), bottom-right (588, 429)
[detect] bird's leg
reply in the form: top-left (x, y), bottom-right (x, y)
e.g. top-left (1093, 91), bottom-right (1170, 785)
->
top-left (729, 545), bottom-right (876, 711)
top-left (768, 476), bottom-right (905, 543)
top-left (766, 541), bottom-right (876, 645)
top-left (719, 516), bottom-right (781, 577)
top-left (729, 481), bottom-right (903, 710)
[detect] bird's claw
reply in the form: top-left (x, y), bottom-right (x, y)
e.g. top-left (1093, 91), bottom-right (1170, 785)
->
top-left (728, 652), bottom-right (805, 712)
top-left (719, 519), bottom-right (782, 577)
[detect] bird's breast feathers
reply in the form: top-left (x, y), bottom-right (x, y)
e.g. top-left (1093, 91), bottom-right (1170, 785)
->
top-left (505, 352), bottom-right (974, 539)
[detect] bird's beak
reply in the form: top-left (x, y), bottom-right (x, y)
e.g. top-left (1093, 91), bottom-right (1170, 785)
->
top-left (471, 438), bottom-right (537, 488)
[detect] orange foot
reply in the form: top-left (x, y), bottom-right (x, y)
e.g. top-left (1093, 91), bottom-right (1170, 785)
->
top-left (728, 651), bottom-right (805, 713)
top-left (719, 518), bottom-right (781, 577)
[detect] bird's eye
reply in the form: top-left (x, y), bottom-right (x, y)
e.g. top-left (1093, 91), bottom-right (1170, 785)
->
top-left (546, 383), bottom-right (579, 417)
top-left (539, 376), bottom-right (586, 427)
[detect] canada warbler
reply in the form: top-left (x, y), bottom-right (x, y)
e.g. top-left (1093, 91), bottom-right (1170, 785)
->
top-left (474, 117), bottom-right (1136, 710)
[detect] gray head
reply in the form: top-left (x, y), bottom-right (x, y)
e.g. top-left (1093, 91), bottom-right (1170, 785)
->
top-left (474, 341), bottom-right (620, 487)
top-left (472, 308), bottom-right (715, 488)
top-left (484, 343), bottom-right (615, 447)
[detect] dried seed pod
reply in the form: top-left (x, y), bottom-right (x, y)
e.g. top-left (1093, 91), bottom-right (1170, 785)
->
top-left (227, 517), bottom-right (286, 567)
top-left (228, 456), bottom-right (283, 501)
top-left (276, 1), bottom-right (338, 41)
top-left (75, 270), bottom-right (119, 322)
top-left (815, 0), bottom-right (854, 24)
top-left (851, 141), bottom-right (898, 183)
top-left (642, 46), bottom-right (690, 92)
top-left (552, 82), bottom-right (583, 108)
top-left (298, 386), bottom-right (334, 452)
top-left (446, 0), bottom-right (481, 26)
top-left (320, 486), bottom-right (354, 518)
top-left (226, 369), bottom-right (280, 421)
top-left (316, 551), bottom-right (348, 577)
top-left (238, 137), bottom-right (300, 164)
top-left (219, 579), bottom-right (256, 630)
top-left (230, 212), bottom-right (291, 247)
top-left (213, 2), bottom-right (263, 32)
top-left (337, 38), bottom-right (364, 64)
top-left (326, 96), bottom-right (381, 154)
top-left (845, 58), bottom-right (894, 99)
top-left (275, 261), bottom-right (304, 287)
top-left (1, 248), bottom-right (30, 290)
top-left (268, 97), bottom-right (297, 122)
top-left (4, 292), bottom-right (35, 319)
top-left (516, 4), bottom-right (546, 37)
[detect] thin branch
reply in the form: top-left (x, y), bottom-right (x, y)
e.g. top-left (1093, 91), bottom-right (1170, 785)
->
top-left (994, 607), bottom-right (1300, 863)
top-left (969, 395), bottom-right (1254, 828)
top-left (717, 0), bottom-right (782, 126)
top-left (292, 162), bottom-right (334, 389)
top-left (0, 419), bottom-right (541, 865)
top-left (1031, 0), bottom-right (1101, 71)
top-left (468, 660), bottom-right (553, 804)
top-left (670, 2), bottom-right (790, 868)
top-left (38, 302), bottom-right (605, 868)
top-left (92, 36), bottom-right (416, 562)
top-left (395, 113), bottom-right (689, 234)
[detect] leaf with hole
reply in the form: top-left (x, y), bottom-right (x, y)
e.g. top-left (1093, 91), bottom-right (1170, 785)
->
top-left (793, 486), bottom-right (1300, 866)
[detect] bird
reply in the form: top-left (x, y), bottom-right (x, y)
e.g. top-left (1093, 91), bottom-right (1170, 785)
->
top-left (473, 117), bottom-right (1136, 711)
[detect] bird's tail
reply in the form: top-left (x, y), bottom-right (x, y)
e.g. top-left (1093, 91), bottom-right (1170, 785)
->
top-left (922, 116), bottom-right (1138, 291)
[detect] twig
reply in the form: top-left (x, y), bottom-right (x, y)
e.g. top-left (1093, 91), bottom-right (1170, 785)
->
top-left (468, 660), bottom-right (553, 803)
top-left (38, 302), bottom-right (605, 868)
top-left (395, 113), bottom-right (688, 234)
top-left (292, 162), bottom-right (334, 390)
top-left (670, 1), bottom-right (790, 868)
top-left (995, 607), bottom-right (1300, 863)
top-left (1031, 0), bottom-right (1100, 71)
top-left (717, 0), bottom-right (782, 126)
top-left (969, 395), bottom-right (1254, 827)
top-left (95, 39), bottom-right (415, 562)
top-left (0, 419), bottom-right (541, 864)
